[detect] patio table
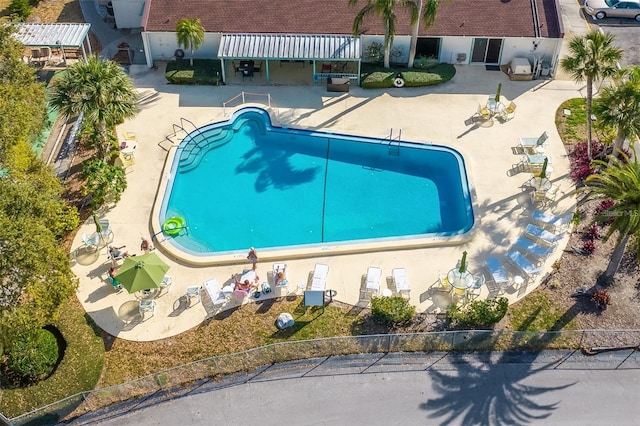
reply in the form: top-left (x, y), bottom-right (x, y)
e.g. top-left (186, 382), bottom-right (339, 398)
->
top-left (529, 177), bottom-right (551, 191)
top-left (447, 269), bottom-right (474, 290)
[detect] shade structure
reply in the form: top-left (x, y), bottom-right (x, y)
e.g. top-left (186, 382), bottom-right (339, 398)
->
top-left (114, 252), bottom-right (169, 294)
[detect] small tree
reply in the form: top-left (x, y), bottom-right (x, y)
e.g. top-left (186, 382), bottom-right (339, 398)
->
top-left (8, 0), bottom-right (31, 20)
top-left (560, 31), bottom-right (623, 160)
top-left (176, 18), bottom-right (205, 67)
top-left (81, 159), bottom-right (127, 209)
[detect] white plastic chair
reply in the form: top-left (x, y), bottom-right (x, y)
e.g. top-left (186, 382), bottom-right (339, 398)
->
top-left (139, 300), bottom-right (156, 319)
top-left (82, 233), bottom-right (100, 251)
top-left (467, 274), bottom-right (486, 302)
top-left (160, 275), bottom-right (173, 293)
top-left (185, 286), bottom-right (201, 305)
top-left (437, 273), bottom-right (451, 291)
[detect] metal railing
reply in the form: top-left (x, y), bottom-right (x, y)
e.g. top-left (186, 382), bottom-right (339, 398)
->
top-left (222, 91), bottom-right (272, 116)
top-left (9, 329), bottom-right (640, 425)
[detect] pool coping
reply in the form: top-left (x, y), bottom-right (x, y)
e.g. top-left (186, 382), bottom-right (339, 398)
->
top-left (150, 108), bottom-right (480, 266)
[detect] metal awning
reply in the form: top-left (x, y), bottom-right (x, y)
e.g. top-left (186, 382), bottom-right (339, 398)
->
top-left (218, 33), bottom-right (360, 60)
top-left (12, 23), bottom-right (91, 48)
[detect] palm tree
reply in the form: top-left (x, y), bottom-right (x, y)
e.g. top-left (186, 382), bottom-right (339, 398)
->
top-left (350, 0), bottom-right (419, 69)
top-left (582, 151), bottom-right (640, 285)
top-left (560, 31), bottom-right (623, 160)
top-left (48, 55), bottom-right (138, 160)
top-left (408, 0), bottom-right (441, 69)
top-left (176, 18), bottom-right (205, 67)
top-left (593, 66), bottom-right (640, 159)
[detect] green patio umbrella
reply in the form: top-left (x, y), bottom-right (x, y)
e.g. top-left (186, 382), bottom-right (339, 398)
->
top-left (458, 251), bottom-right (468, 274)
top-left (114, 252), bottom-right (169, 294)
top-left (540, 157), bottom-right (548, 179)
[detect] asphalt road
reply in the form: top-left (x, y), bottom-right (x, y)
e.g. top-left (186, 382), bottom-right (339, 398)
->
top-left (74, 351), bottom-right (640, 425)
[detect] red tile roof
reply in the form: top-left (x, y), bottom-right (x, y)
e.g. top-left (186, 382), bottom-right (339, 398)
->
top-left (145, 0), bottom-right (561, 39)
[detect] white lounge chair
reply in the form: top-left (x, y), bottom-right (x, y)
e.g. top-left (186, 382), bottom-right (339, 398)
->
top-left (366, 267), bottom-right (382, 294)
top-left (392, 268), bottom-right (410, 297)
top-left (311, 263), bottom-right (328, 291)
top-left (203, 278), bottom-right (227, 310)
top-left (525, 223), bottom-right (563, 245)
top-left (273, 263), bottom-right (288, 295)
top-left (514, 236), bottom-right (554, 260)
top-left (519, 131), bottom-right (549, 151)
top-left (532, 210), bottom-right (573, 230)
top-left (484, 257), bottom-right (510, 291)
top-left (508, 250), bottom-right (541, 278)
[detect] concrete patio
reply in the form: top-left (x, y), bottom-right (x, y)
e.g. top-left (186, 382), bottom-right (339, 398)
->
top-left (70, 64), bottom-right (580, 341)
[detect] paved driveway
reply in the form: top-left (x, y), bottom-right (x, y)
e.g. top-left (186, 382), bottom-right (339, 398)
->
top-left (578, 4), bottom-right (640, 66)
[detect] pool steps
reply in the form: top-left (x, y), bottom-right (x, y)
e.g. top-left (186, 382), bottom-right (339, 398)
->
top-left (178, 115), bottom-right (267, 172)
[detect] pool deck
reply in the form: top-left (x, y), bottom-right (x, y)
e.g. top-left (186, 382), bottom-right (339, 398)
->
top-left (71, 65), bottom-right (579, 341)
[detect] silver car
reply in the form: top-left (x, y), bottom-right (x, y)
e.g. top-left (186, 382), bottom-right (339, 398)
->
top-left (584, 0), bottom-right (640, 21)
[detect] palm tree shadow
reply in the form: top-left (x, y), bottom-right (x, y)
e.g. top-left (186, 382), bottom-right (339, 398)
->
top-left (420, 313), bottom-right (576, 425)
top-left (420, 351), bottom-right (574, 425)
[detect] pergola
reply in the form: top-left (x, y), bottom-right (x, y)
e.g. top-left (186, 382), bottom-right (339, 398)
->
top-left (12, 23), bottom-right (92, 66)
top-left (218, 33), bottom-right (361, 84)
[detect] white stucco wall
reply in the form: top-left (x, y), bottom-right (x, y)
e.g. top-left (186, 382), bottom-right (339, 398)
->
top-left (112, 0), bottom-right (145, 29)
top-left (142, 30), bottom-right (561, 73)
top-left (143, 32), bottom-right (221, 67)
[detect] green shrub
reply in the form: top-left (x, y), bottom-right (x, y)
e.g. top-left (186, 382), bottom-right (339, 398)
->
top-left (165, 59), bottom-right (222, 85)
top-left (446, 298), bottom-right (509, 327)
top-left (371, 296), bottom-right (416, 325)
top-left (9, 0), bottom-right (32, 20)
top-left (361, 71), bottom-right (395, 89)
top-left (6, 329), bottom-right (58, 381)
top-left (413, 56), bottom-right (439, 70)
top-left (360, 63), bottom-right (456, 89)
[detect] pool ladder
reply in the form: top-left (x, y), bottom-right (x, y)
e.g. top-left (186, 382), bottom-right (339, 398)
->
top-left (388, 128), bottom-right (401, 156)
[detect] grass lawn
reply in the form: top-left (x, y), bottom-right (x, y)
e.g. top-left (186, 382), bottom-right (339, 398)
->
top-left (0, 298), bottom-right (104, 418)
top-left (165, 59), bottom-right (222, 85)
top-left (555, 98), bottom-right (588, 145)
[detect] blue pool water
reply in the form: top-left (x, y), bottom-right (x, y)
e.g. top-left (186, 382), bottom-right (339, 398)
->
top-left (160, 108), bottom-right (473, 254)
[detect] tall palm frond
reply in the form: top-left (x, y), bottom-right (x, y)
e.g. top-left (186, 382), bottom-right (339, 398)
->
top-left (560, 31), bottom-right (623, 160)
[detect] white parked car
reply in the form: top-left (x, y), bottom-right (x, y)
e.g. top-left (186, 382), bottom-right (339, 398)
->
top-left (584, 0), bottom-right (640, 21)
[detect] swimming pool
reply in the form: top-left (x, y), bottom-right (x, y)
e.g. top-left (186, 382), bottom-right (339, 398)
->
top-left (159, 107), bottom-right (474, 256)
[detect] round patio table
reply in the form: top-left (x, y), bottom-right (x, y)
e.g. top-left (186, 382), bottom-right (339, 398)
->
top-left (447, 269), bottom-right (474, 290)
top-left (136, 288), bottom-right (160, 300)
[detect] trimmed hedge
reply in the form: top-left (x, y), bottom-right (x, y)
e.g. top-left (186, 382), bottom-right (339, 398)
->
top-left (361, 63), bottom-right (456, 89)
